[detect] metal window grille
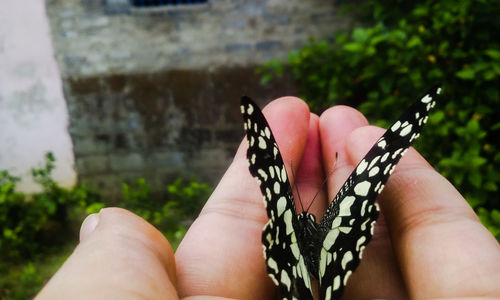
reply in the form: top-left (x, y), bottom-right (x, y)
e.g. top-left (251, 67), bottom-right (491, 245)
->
top-left (132, 0), bottom-right (208, 7)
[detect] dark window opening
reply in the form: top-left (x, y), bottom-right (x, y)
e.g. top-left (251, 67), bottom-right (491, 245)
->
top-left (132, 0), bottom-right (208, 7)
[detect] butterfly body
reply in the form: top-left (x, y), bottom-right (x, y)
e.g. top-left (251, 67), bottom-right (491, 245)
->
top-left (241, 86), bottom-right (441, 300)
top-left (294, 212), bottom-right (321, 279)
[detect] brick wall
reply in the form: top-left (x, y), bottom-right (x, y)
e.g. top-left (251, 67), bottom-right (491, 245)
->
top-left (45, 0), bottom-right (343, 200)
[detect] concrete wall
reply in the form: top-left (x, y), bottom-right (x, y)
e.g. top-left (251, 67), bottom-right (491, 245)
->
top-left (0, 1), bottom-right (76, 192)
top-left (43, 0), bottom-right (343, 200)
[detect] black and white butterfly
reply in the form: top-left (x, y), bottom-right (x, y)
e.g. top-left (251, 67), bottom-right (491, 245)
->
top-left (240, 86), bottom-right (441, 300)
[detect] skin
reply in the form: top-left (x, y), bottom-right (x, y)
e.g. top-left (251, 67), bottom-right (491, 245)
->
top-left (36, 97), bottom-right (500, 300)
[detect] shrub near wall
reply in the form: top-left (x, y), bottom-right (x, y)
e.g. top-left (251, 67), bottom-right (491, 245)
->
top-left (0, 154), bottom-right (211, 299)
top-left (260, 0), bottom-right (500, 239)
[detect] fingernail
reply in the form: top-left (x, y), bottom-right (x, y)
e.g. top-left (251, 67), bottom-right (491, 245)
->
top-left (79, 213), bottom-right (100, 242)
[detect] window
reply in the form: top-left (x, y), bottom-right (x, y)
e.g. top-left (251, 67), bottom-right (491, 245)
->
top-left (131, 0), bottom-right (208, 7)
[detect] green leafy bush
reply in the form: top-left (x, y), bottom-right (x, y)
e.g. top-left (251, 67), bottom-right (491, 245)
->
top-left (0, 171), bottom-right (44, 260)
top-left (120, 178), bottom-right (210, 247)
top-left (259, 0), bottom-right (500, 239)
top-left (0, 153), bottom-right (102, 261)
top-left (1, 153), bottom-right (212, 298)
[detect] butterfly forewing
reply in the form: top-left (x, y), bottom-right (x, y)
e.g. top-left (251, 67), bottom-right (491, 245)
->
top-left (240, 86), bottom-right (440, 300)
top-left (241, 97), bottom-right (313, 299)
top-left (317, 85), bottom-right (441, 299)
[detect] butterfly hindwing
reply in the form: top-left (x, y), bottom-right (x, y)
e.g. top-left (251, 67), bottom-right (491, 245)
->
top-left (241, 97), bottom-right (313, 299)
top-left (317, 85), bottom-right (441, 299)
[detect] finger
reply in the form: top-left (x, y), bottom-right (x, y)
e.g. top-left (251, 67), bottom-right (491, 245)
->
top-left (294, 114), bottom-right (327, 219)
top-left (348, 127), bottom-right (500, 298)
top-left (319, 108), bottom-right (408, 299)
top-left (319, 105), bottom-right (369, 199)
top-left (36, 208), bottom-right (177, 300)
top-left (175, 97), bottom-right (310, 299)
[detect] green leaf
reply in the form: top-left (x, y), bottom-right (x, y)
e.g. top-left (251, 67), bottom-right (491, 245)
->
top-left (352, 28), bottom-right (370, 42)
top-left (407, 36), bottom-right (422, 48)
top-left (343, 42), bottom-right (363, 52)
top-left (485, 49), bottom-right (500, 60)
top-left (492, 122), bottom-right (500, 131)
top-left (491, 209), bottom-right (500, 224)
top-left (456, 69), bottom-right (476, 79)
top-left (468, 171), bottom-right (482, 187)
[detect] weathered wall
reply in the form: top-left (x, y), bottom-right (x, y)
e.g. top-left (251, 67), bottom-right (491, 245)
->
top-left (46, 0), bottom-right (341, 76)
top-left (45, 0), bottom-right (342, 199)
top-left (66, 68), bottom-right (295, 199)
top-left (0, 1), bottom-right (76, 192)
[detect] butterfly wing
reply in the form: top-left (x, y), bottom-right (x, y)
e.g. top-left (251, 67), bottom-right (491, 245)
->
top-left (241, 97), bottom-right (313, 300)
top-left (317, 86), bottom-right (441, 299)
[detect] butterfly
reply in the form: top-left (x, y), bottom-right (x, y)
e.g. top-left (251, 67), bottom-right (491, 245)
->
top-left (240, 86), bottom-right (441, 300)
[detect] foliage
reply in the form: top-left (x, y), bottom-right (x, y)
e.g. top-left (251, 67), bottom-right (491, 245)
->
top-left (120, 178), bottom-right (210, 247)
top-left (0, 153), bottom-right (101, 261)
top-left (0, 153), bottom-right (212, 298)
top-left (258, 0), bottom-right (500, 238)
top-left (478, 208), bottom-right (500, 240)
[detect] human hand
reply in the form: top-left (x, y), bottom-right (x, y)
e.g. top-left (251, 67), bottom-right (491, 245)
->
top-left (37, 97), bottom-right (500, 299)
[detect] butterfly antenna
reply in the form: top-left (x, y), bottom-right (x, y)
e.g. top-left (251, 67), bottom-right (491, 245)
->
top-left (305, 152), bottom-right (339, 213)
top-left (290, 161), bottom-right (305, 212)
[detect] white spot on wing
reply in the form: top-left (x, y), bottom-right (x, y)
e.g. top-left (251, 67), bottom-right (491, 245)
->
top-left (268, 166), bottom-right (275, 178)
top-left (274, 181), bottom-right (281, 194)
top-left (247, 104), bottom-right (254, 115)
top-left (359, 245), bottom-right (366, 259)
top-left (421, 94), bottom-right (432, 103)
top-left (333, 275), bottom-right (341, 291)
top-left (280, 269), bottom-right (292, 290)
top-left (391, 120), bottom-right (401, 132)
top-left (299, 257), bottom-right (311, 288)
top-left (290, 242), bottom-right (300, 259)
top-left (377, 138), bottom-right (387, 149)
top-left (283, 210), bottom-right (294, 235)
top-left (400, 123), bottom-right (413, 137)
top-left (343, 270), bottom-right (352, 286)
top-left (383, 163), bottom-right (393, 175)
top-left (354, 181), bottom-right (371, 196)
top-left (356, 235), bottom-right (366, 251)
top-left (368, 166), bottom-right (380, 177)
top-left (320, 248), bottom-right (327, 277)
top-left (360, 200), bottom-right (368, 216)
top-left (325, 286), bottom-right (332, 300)
top-left (361, 218), bottom-right (370, 231)
top-left (276, 196), bottom-right (287, 217)
top-left (281, 166), bottom-right (287, 183)
top-left (264, 127), bottom-right (271, 139)
top-left (269, 273), bottom-right (279, 286)
top-left (392, 148), bottom-right (403, 159)
top-left (356, 159), bottom-right (368, 175)
top-left (258, 136), bottom-right (267, 149)
top-left (381, 152), bottom-right (390, 162)
top-left (268, 257), bottom-right (279, 274)
top-left (323, 229), bottom-right (340, 250)
top-left (367, 156), bottom-right (380, 170)
top-left (339, 196), bottom-right (355, 216)
top-left (341, 251), bottom-right (353, 270)
top-left (257, 169), bottom-right (268, 181)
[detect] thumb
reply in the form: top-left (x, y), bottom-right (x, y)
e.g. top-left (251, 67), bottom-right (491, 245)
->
top-left (36, 207), bottom-right (178, 300)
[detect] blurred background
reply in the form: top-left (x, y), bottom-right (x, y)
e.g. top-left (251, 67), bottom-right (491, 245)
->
top-left (1, 0), bottom-right (499, 298)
